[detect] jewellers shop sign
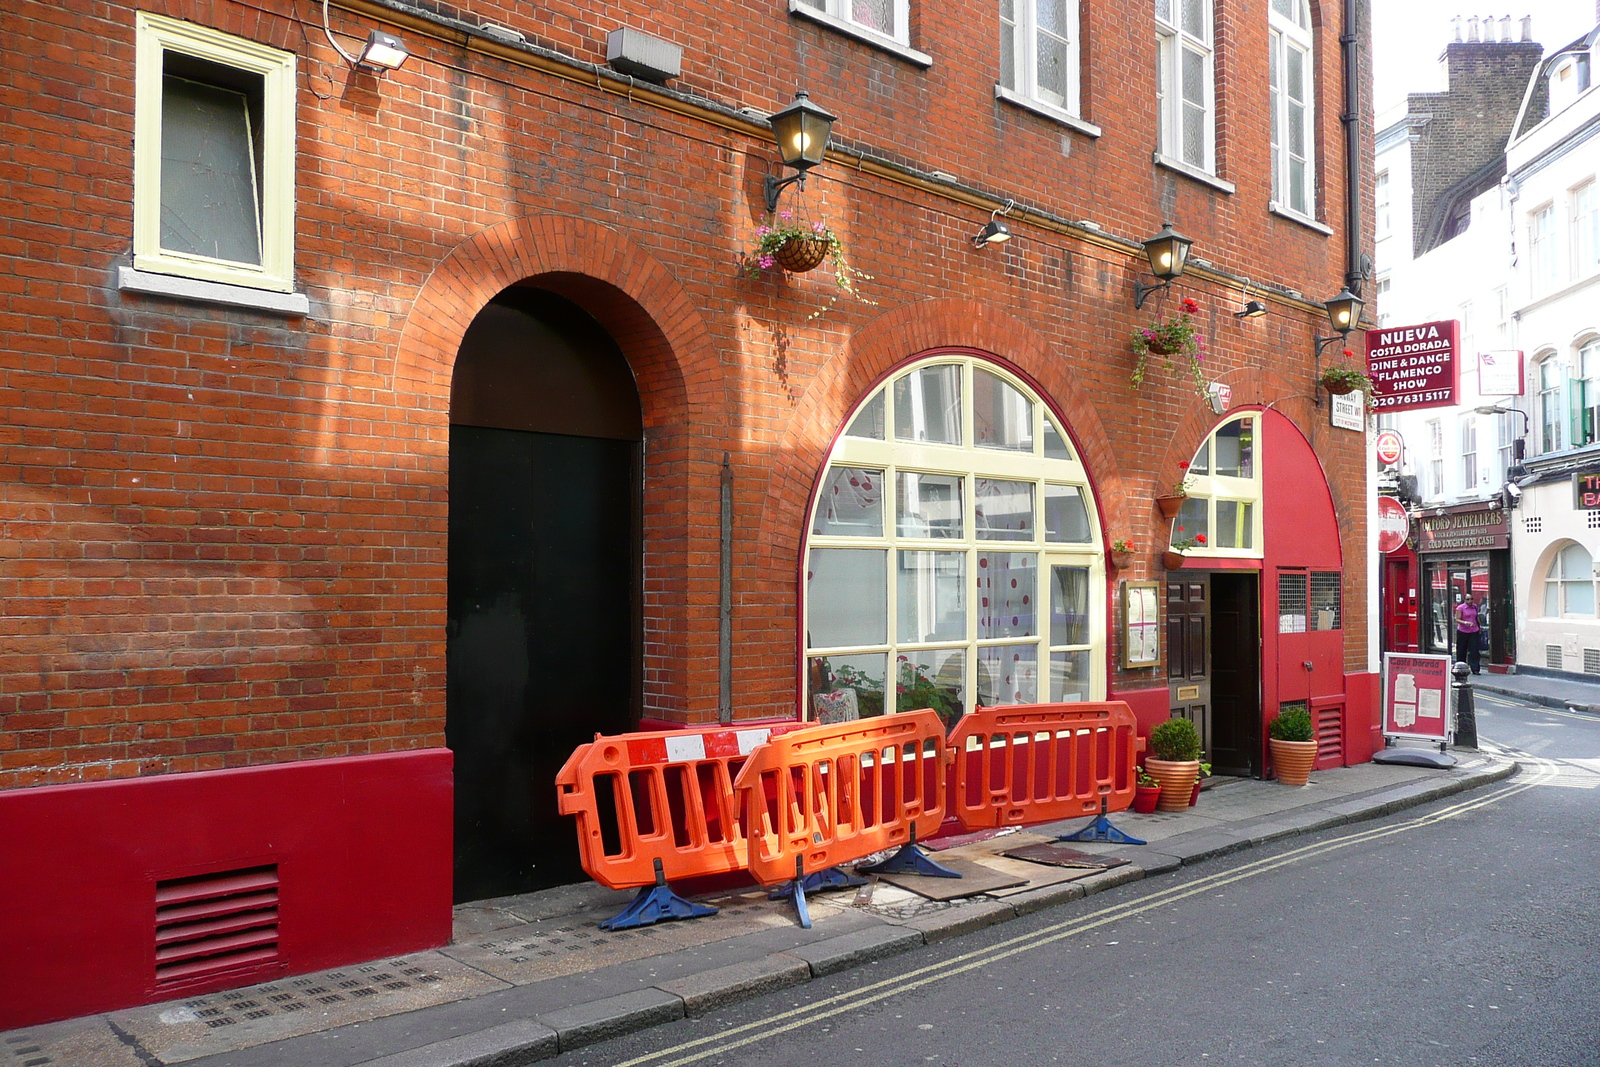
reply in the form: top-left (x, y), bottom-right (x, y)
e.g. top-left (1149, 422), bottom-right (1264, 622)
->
top-left (1366, 320), bottom-right (1460, 412)
top-left (1415, 506), bottom-right (1509, 552)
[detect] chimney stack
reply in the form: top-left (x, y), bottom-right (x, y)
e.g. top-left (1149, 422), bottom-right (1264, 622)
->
top-left (1520, 15), bottom-right (1532, 42)
top-left (1467, 15), bottom-right (1480, 41)
top-left (1452, 15), bottom-right (1464, 42)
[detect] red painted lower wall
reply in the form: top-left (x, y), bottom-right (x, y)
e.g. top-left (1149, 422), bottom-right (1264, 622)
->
top-left (1109, 686), bottom-right (1171, 738)
top-left (1345, 671), bottom-right (1380, 765)
top-left (0, 750), bottom-right (454, 1029)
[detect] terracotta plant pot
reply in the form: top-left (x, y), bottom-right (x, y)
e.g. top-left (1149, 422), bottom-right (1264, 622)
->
top-left (1269, 738), bottom-right (1318, 786)
top-left (1154, 494), bottom-right (1185, 519)
top-left (1162, 550), bottom-right (1187, 570)
top-left (1132, 784), bottom-right (1162, 813)
top-left (1144, 758), bottom-right (1201, 812)
top-left (773, 236), bottom-right (830, 272)
top-left (1110, 550), bottom-right (1135, 571)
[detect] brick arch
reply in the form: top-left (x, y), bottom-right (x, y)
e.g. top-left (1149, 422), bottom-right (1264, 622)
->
top-left (755, 296), bottom-right (1128, 573)
top-left (392, 215), bottom-right (710, 425)
top-left (392, 215), bottom-right (718, 719)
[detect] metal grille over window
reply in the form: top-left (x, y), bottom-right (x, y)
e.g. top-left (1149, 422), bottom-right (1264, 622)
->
top-left (1585, 648), bottom-right (1600, 675)
top-left (1310, 572), bottom-right (1342, 631)
top-left (1547, 644), bottom-right (1564, 669)
top-left (1278, 572), bottom-right (1308, 633)
top-left (156, 865), bottom-right (280, 986)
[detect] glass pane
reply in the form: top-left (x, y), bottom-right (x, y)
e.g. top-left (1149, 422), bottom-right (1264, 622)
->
top-left (895, 648), bottom-right (966, 726)
top-left (897, 472), bottom-right (964, 538)
top-left (850, 0), bottom-right (895, 34)
top-left (1214, 419), bottom-right (1254, 477)
top-left (894, 364), bottom-right (962, 445)
top-left (1044, 484), bottom-right (1093, 543)
top-left (1288, 94), bottom-right (1305, 155)
top-left (813, 466), bottom-right (884, 536)
top-left (977, 552), bottom-right (1037, 638)
top-left (1215, 499), bottom-right (1244, 548)
top-left (898, 550), bottom-right (967, 643)
top-left (975, 478), bottom-right (1035, 540)
top-left (1049, 565), bottom-right (1090, 646)
top-left (1181, 47), bottom-right (1205, 106)
top-left (1039, 0), bottom-right (1067, 35)
top-left (808, 652), bottom-right (885, 721)
top-left (1181, 0), bottom-right (1206, 40)
top-left (977, 644), bottom-right (1039, 705)
top-left (1290, 159), bottom-right (1307, 214)
top-left (1568, 580), bottom-right (1595, 616)
top-left (974, 369), bottom-right (1034, 451)
top-left (1000, 2), bottom-right (1017, 90)
top-left (1182, 100), bottom-right (1206, 167)
top-left (1561, 542), bottom-right (1593, 578)
top-left (807, 548), bottom-right (887, 647)
top-left (1037, 27), bottom-right (1068, 105)
top-left (160, 75), bottom-right (262, 265)
top-left (1189, 438), bottom-right (1210, 474)
top-left (1545, 580), bottom-right (1560, 617)
top-left (1042, 417), bottom-right (1074, 460)
top-left (845, 392), bottom-right (885, 439)
top-left (1156, 0), bottom-right (1173, 26)
top-left (1050, 650), bottom-right (1091, 702)
top-left (1173, 497), bottom-right (1208, 547)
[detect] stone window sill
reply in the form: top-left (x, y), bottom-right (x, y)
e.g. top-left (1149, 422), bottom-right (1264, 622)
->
top-left (994, 86), bottom-right (1101, 138)
top-left (117, 266), bottom-right (310, 315)
top-left (787, 1), bottom-right (932, 67)
top-left (1152, 152), bottom-right (1236, 195)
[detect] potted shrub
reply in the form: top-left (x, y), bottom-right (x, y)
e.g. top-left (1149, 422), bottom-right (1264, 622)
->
top-left (1133, 767), bottom-right (1162, 813)
top-left (1110, 537), bottom-right (1135, 571)
top-left (1131, 297), bottom-right (1209, 399)
top-left (1268, 705), bottom-right (1317, 786)
top-left (1188, 760), bottom-right (1212, 806)
top-left (746, 210), bottom-right (872, 321)
top-left (1162, 530), bottom-right (1205, 571)
top-left (1145, 717), bottom-right (1202, 812)
top-left (1320, 350), bottom-right (1375, 399)
top-left (1154, 462), bottom-right (1192, 519)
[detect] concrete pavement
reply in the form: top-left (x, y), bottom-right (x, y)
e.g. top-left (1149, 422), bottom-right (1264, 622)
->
top-left (1, 748), bottom-right (1519, 1067)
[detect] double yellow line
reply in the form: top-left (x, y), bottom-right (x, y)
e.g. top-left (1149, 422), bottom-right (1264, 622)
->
top-left (613, 762), bottom-right (1546, 1067)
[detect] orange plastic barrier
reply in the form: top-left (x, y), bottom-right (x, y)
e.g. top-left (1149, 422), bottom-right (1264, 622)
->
top-left (732, 709), bottom-right (948, 886)
top-left (944, 702), bottom-right (1145, 831)
top-left (555, 723), bottom-right (801, 890)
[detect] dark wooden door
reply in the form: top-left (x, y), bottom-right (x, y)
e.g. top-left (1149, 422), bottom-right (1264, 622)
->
top-left (1166, 576), bottom-right (1210, 755)
top-left (1209, 572), bottom-right (1261, 777)
top-left (447, 288), bottom-right (642, 902)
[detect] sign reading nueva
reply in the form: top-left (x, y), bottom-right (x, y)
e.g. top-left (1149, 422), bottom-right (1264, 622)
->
top-left (1366, 319), bottom-right (1459, 412)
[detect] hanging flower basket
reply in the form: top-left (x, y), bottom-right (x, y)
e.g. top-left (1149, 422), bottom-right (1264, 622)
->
top-left (773, 236), bottom-right (830, 273)
top-left (1111, 549), bottom-right (1135, 571)
top-left (1320, 353), bottom-right (1375, 400)
top-left (1162, 550), bottom-right (1187, 570)
top-left (1131, 297), bottom-right (1208, 399)
top-left (1155, 495), bottom-right (1185, 519)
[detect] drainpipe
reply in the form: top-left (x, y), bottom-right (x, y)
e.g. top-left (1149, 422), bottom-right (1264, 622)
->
top-left (1341, 0), bottom-right (1365, 295)
top-left (718, 453), bottom-right (733, 724)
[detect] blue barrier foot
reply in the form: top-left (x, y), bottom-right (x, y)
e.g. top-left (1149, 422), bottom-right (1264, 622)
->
top-left (772, 856), bottom-right (815, 928)
top-left (768, 866), bottom-right (868, 901)
top-left (856, 827), bottom-right (962, 878)
top-left (599, 859), bottom-right (718, 931)
top-left (1057, 797), bottom-right (1146, 846)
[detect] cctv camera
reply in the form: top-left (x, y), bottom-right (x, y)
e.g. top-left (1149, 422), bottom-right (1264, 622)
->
top-left (1506, 482), bottom-right (1522, 499)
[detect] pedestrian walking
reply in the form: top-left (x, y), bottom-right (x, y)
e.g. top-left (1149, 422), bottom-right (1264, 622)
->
top-left (1454, 593), bottom-right (1482, 674)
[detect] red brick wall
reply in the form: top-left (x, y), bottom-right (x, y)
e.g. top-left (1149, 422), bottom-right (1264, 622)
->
top-left (0, 0), bottom-right (1374, 782)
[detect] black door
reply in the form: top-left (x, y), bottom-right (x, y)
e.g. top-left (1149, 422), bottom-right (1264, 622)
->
top-left (448, 288), bottom-right (642, 902)
top-left (1209, 572), bottom-right (1261, 777)
top-left (1167, 576), bottom-right (1209, 755)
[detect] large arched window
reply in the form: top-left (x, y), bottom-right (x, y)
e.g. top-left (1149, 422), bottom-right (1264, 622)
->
top-left (803, 356), bottom-right (1105, 726)
top-left (1268, 0), bottom-right (1315, 218)
top-left (1170, 413), bottom-right (1265, 557)
top-left (1543, 542), bottom-right (1596, 618)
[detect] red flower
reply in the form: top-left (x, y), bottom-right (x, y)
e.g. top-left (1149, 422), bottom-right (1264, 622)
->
top-left (1342, 349), bottom-right (1354, 359)
top-left (1196, 534), bottom-right (1207, 544)
top-left (1179, 461), bottom-right (1190, 470)
top-left (1181, 297), bottom-right (1200, 314)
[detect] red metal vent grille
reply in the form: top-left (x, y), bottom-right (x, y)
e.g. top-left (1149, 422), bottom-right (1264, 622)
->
top-left (156, 865), bottom-right (280, 986)
top-left (1315, 705), bottom-right (1344, 763)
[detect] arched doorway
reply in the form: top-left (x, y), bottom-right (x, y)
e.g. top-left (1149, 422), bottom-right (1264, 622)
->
top-left (447, 285), bottom-right (642, 902)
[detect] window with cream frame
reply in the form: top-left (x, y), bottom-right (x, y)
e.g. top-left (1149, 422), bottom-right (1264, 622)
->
top-left (1268, 0), bottom-right (1315, 218)
top-left (792, 0), bottom-right (912, 48)
top-left (999, 0), bottom-right (1081, 118)
top-left (1170, 414), bottom-right (1265, 557)
top-left (134, 12), bottom-right (296, 292)
top-left (1156, 0), bottom-right (1215, 172)
top-left (803, 356), bottom-right (1106, 727)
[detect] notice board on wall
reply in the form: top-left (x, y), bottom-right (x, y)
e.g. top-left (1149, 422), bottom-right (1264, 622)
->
top-left (1381, 652), bottom-right (1453, 743)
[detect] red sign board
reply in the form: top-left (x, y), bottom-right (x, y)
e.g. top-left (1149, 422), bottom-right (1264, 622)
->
top-left (1375, 429), bottom-right (1403, 466)
top-left (1367, 320), bottom-right (1460, 412)
top-left (1382, 652), bottom-right (1452, 741)
top-left (1575, 471), bottom-right (1600, 510)
top-left (1377, 496), bottom-right (1409, 553)
top-left (1415, 506), bottom-right (1509, 552)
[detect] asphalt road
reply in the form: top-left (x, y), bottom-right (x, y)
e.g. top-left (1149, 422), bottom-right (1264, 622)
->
top-left (551, 696), bottom-right (1600, 1067)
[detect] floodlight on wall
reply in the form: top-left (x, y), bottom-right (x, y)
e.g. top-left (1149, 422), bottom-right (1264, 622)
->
top-left (322, 0), bottom-right (410, 72)
top-left (1235, 299), bottom-right (1269, 319)
top-left (1132, 222), bottom-right (1193, 309)
top-left (972, 201), bottom-right (1015, 248)
top-left (763, 91), bottom-right (837, 212)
